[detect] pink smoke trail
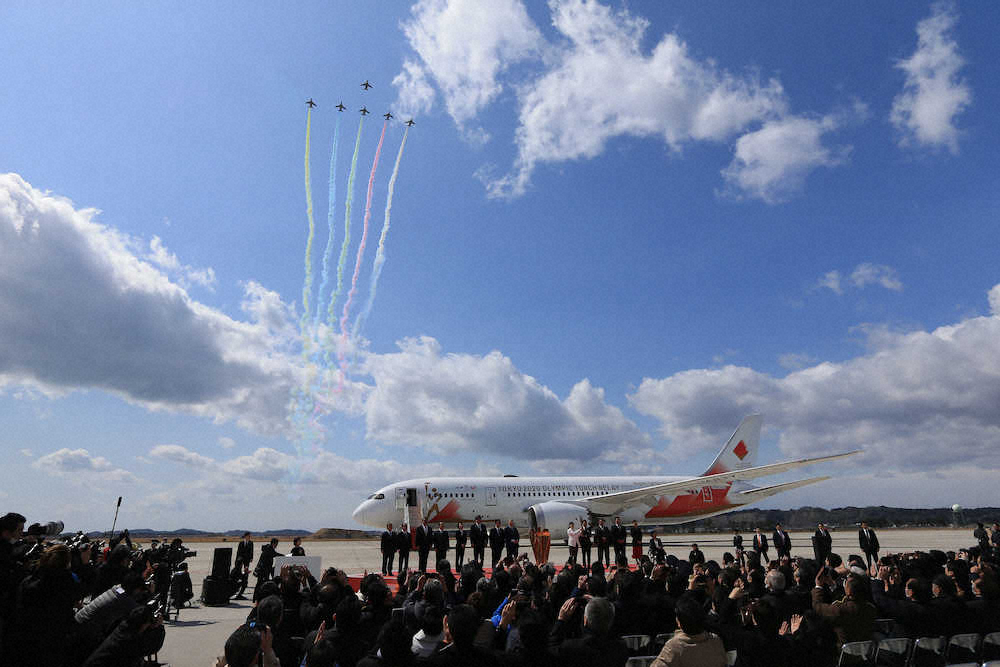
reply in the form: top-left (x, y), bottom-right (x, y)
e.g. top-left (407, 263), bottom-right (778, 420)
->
top-left (338, 120), bottom-right (387, 370)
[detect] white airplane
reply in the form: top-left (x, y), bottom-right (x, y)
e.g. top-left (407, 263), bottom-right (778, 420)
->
top-left (351, 415), bottom-right (858, 539)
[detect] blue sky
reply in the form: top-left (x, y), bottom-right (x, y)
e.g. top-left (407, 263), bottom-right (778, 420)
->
top-left (2, 1), bottom-right (999, 530)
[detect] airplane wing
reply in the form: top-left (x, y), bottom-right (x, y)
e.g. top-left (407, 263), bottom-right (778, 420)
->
top-left (582, 451), bottom-right (859, 515)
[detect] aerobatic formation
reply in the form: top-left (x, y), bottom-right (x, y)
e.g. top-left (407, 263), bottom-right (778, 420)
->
top-left (289, 82), bottom-right (415, 455)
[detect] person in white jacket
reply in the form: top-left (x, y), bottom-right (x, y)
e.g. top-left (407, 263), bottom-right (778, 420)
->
top-left (566, 522), bottom-right (582, 565)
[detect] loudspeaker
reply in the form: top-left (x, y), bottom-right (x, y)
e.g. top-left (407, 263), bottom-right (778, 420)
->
top-left (201, 575), bottom-right (231, 606)
top-left (211, 547), bottom-right (232, 579)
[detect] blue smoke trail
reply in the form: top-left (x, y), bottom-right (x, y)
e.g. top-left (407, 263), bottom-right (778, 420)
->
top-left (353, 126), bottom-right (409, 339)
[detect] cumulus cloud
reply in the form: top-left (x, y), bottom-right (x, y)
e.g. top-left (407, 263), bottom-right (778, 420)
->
top-left (891, 3), bottom-right (970, 153)
top-left (818, 271), bottom-right (843, 295)
top-left (721, 115), bottom-right (848, 203)
top-left (146, 236), bottom-right (216, 290)
top-left (395, 0), bottom-right (544, 138)
top-left (397, 0), bottom-right (849, 201)
top-left (150, 444), bottom-right (215, 468)
top-left (629, 283), bottom-right (1000, 469)
top-left (364, 336), bottom-right (650, 464)
top-left (0, 173), bottom-right (302, 435)
top-left (218, 436), bottom-right (236, 450)
top-left (220, 447), bottom-right (294, 481)
top-left (33, 448), bottom-right (137, 482)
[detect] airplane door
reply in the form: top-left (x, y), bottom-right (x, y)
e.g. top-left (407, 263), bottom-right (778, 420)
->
top-left (406, 488), bottom-right (418, 507)
top-left (395, 488), bottom-right (406, 511)
top-left (485, 487), bottom-right (497, 506)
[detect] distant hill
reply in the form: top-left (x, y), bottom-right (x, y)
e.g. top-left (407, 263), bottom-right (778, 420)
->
top-left (310, 528), bottom-right (380, 539)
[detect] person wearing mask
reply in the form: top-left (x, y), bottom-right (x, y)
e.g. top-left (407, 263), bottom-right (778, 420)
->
top-left (688, 543), bottom-right (705, 566)
top-left (733, 529), bottom-right (744, 565)
top-left (596, 519), bottom-right (611, 567)
top-left (812, 523), bottom-right (832, 565)
top-left (611, 517), bottom-right (627, 565)
top-left (416, 521), bottom-right (433, 573)
top-left (290, 537), bottom-right (305, 557)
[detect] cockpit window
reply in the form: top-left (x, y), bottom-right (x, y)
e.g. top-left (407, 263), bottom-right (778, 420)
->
top-left (374, 493), bottom-right (385, 500)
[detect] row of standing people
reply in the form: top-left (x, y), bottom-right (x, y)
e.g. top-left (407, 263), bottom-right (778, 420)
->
top-left (380, 518), bottom-right (523, 576)
top-left (731, 522), bottom-right (882, 568)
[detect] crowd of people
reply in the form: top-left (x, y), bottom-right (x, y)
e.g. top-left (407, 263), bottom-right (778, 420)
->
top-left (216, 518), bottom-right (1000, 667)
top-left (5, 506), bottom-right (1000, 667)
top-left (0, 511), bottom-right (198, 667)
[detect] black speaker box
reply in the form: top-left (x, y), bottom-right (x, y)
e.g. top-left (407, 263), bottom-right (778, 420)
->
top-left (211, 547), bottom-right (232, 579)
top-left (201, 575), bottom-right (231, 606)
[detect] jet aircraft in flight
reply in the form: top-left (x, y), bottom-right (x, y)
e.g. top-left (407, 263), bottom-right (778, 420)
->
top-left (383, 112), bottom-right (393, 120)
top-left (405, 119), bottom-right (415, 127)
top-left (360, 106), bottom-right (369, 116)
top-left (361, 80), bottom-right (373, 90)
top-left (336, 102), bottom-right (346, 112)
top-left (306, 99), bottom-right (317, 108)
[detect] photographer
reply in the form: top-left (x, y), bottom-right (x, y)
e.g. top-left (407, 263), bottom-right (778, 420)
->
top-left (217, 622), bottom-right (280, 667)
top-left (0, 511), bottom-right (27, 656)
top-left (81, 603), bottom-right (165, 667)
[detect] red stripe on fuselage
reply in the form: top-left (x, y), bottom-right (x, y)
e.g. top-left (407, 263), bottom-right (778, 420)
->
top-left (643, 484), bottom-right (732, 519)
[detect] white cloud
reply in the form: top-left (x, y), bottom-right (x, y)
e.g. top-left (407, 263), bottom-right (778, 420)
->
top-left (218, 436), bottom-right (236, 450)
top-left (147, 236), bottom-right (216, 289)
top-left (485, 0), bottom-right (790, 198)
top-left (149, 444), bottom-right (215, 468)
top-left (818, 270), bottom-right (843, 295)
top-left (891, 3), bottom-right (970, 153)
top-left (990, 285), bottom-right (1000, 317)
top-left (19, 448), bottom-right (33, 458)
top-left (850, 263), bottom-right (903, 291)
top-left (220, 447), bottom-right (294, 481)
top-left (777, 353), bottom-right (817, 371)
top-left (363, 336), bottom-right (650, 463)
top-left (818, 264), bottom-right (903, 294)
top-left (721, 115), bottom-right (848, 203)
top-left (395, 0), bottom-right (544, 137)
top-left (0, 173), bottom-right (302, 435)
top-left (33, 447), bottom-right (137, 482)
top-left (629, 283), bottom-right (1000, 470)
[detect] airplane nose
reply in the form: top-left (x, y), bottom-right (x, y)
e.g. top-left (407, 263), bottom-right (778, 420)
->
top-left (352, 502), bottom-right (367, 525)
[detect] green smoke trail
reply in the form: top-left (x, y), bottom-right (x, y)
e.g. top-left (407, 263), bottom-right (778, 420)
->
top-left (300, 107), bottom-right (316, 351)
top-left (315, 115), bottom-right (341, 325)
top-left (353, 126), bottom-right (409, 339)
top-left (327, 115), bottom-right (365, 331)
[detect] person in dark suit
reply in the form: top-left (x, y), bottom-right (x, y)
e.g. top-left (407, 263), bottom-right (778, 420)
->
top-left (611, 517), bottom-right (627, 565)
top-left (233, 532), bottom-right (254, 600)
top-left (252, 538), bottom-right (283, 601)
top-left (772, 523), bottom-right (792, 560)
top-left (812, 522), bottom-right (833, 564)
top-left (396, 523), bottom-right (410, 573)
top-left (416, 520), bottom-right (432, 572)
top-left (453, 522), bottom-right (466, 569)
top-left (649, 531), bottom-right (665, 562)
top-left (504, 520), bottom-right (520, 560)
top-left (290, 537), bottom-right (305, 556)
top-left (579, 519), bottom-right (592, 568)
top-left (489, 520), bottom-right (504, 569)
top-left (733, 529), bottom-right (744, 566)
top-left (688, 543), bottom-right (705, 566)
top-left (753, 527), bottom-right (769, 562)
top-left (434, 522), bottom-right (450, 566)
top-left (380, 523), bottom-right (396, 575)
top-left (596, 518), bottom-right (611, 567)
top-left (470, 516), bottom-right (486, 566)
top-left (859, 521), bottom-right (880, 568)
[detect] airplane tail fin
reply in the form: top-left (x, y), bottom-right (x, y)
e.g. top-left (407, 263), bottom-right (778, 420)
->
top-left (702, 414), bottom-right (762, 476)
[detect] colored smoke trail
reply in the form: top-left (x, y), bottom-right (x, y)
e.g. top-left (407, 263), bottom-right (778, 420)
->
top-left (315, 115), bottom-right (341, 325)
top-left (300, 108), bottom-right (317, 347)
top-left (353, 126), bottom-right (409, 339)
top-left (340, 120), bottom-right (387, 346)
top-left (327, 116), bottom-right (365, 330)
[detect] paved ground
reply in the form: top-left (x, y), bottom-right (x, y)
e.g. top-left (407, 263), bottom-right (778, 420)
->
top-left (157, 528), bottom-right (980, 667)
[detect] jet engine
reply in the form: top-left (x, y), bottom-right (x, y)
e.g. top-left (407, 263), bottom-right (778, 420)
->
top-left (527, 502), bottom-right (589, 540)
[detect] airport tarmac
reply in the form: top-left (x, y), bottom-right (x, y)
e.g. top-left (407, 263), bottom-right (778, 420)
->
top-left (157, 527), bottom-right (981, 667)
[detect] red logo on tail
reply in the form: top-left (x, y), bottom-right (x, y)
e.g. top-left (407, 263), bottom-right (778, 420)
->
top-left (733, 440), bottom-right (748, 460)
